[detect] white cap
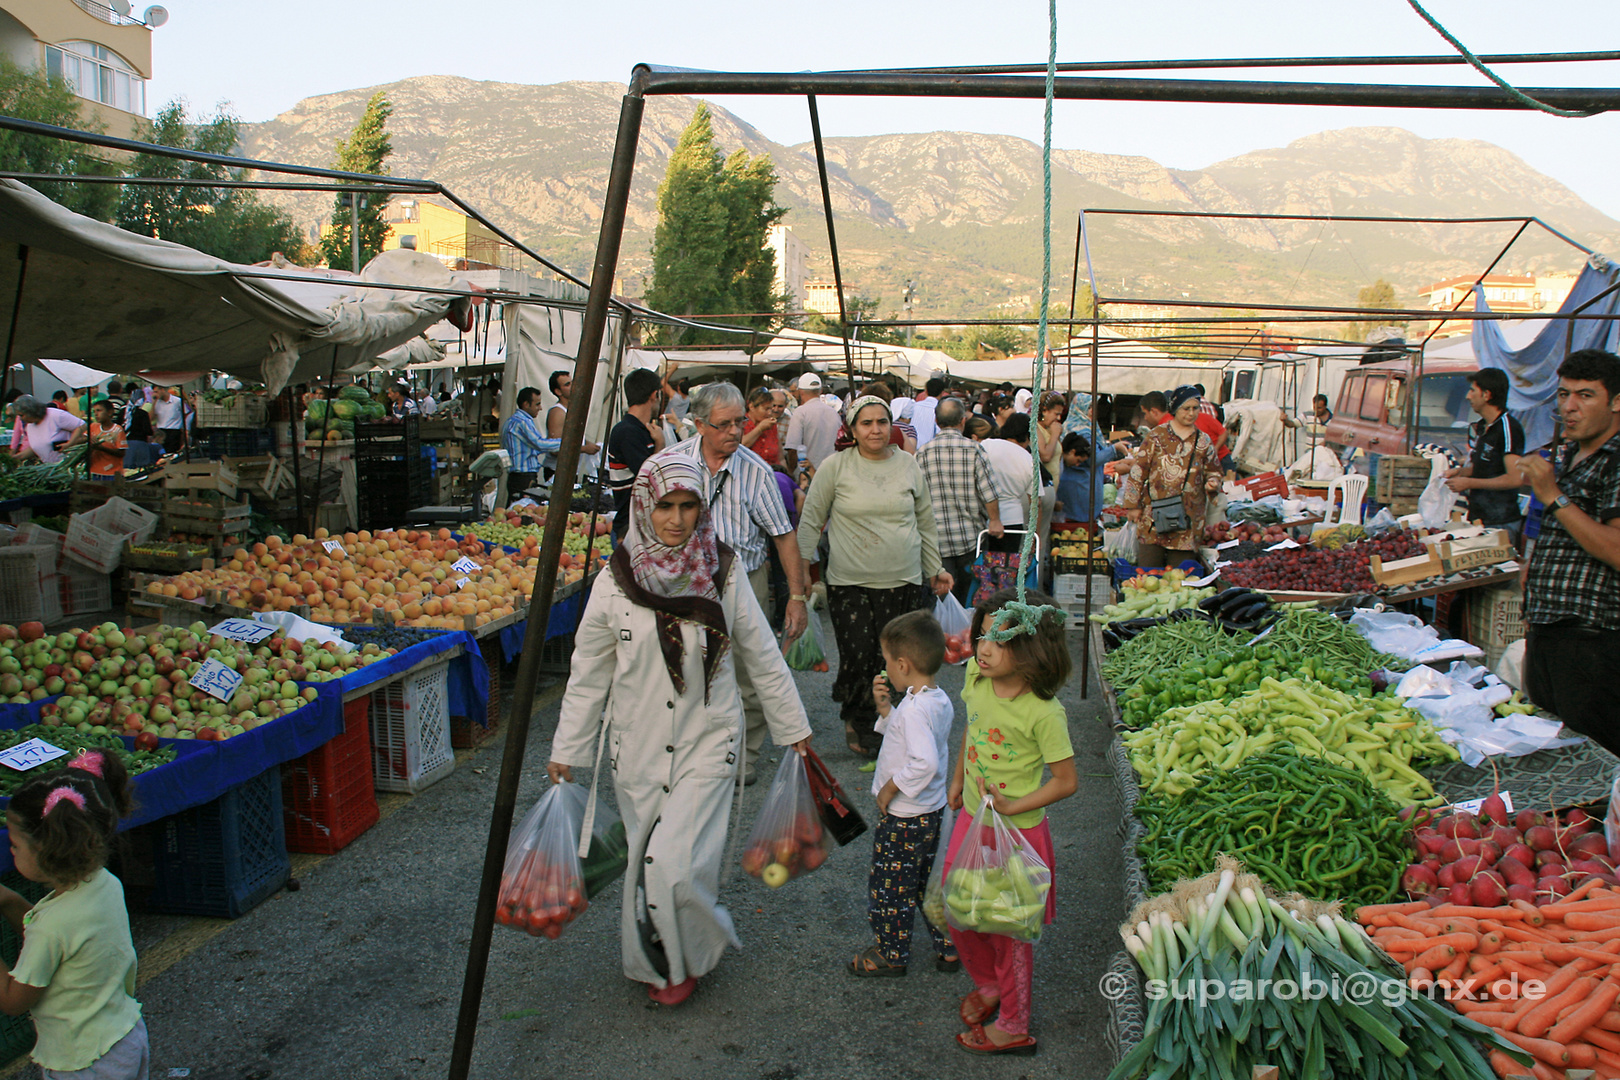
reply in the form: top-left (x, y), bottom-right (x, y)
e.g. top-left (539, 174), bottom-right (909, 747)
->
top-left (797, 372), bottom-right (822, 390)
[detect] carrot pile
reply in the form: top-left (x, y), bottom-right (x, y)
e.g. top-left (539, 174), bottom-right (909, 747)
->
top-left (1360, 879), bottom-right (1620, 1080)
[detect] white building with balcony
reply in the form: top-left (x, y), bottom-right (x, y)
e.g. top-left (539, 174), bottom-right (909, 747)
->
top-left (0, 1), bottom-right (155, 139)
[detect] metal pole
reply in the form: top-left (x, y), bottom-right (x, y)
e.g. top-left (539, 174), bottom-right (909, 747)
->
top-left (806, 95), bottom-right (856, 395)
top-left (350, 193), bottom-right (362, 275)
top-left (1065, 212), bottom-right (1083, 393)
top-left (447, 84), bottom-right (646, 1080)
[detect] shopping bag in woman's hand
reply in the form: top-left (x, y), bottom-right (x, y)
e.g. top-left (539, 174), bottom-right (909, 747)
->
top-left (740, 752), bottom-right (833, 887)
top-left (945, 795), bottom-right (1051, 942)
top-left (784, 612), bottom-right (828, 672)
top-left (804, 746), bottom-right (867, 845)
top-left (921, 806), bottom-right (955, 931)
top-left (935, 593), bottom-right (973, 665)
top-left (579, 789), bottom-right (629, 900)
top-left (496, 783), bottom-right (591, 939)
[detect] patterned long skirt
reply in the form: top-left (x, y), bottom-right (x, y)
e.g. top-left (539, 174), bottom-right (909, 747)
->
top-left (825, 582), bottom-right (929, 753)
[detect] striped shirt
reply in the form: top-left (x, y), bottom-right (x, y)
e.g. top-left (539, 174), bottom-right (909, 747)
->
top-left (660, 436), bottom-right (794, 572)
top-left (502, 410), bottom-right (560, 474)
top-left (916, 428), bottom-right (1001, 557)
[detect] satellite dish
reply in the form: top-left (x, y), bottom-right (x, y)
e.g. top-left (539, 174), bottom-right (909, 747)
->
top-left (110, 0), bottom-right (131, 14)
top-left (142, 5), bottom-right (169, 26)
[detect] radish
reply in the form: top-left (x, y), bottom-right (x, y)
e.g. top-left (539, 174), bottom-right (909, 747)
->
top-left (1402, 863), bottom-right (1439, 898)
top-left (1537, 877), bottom-right (1573, 900)
top-left (1448, 883), bottom-right (1473, 906)
top-left (1500, 860), bottom-right (1536, 888)
top-left (1567, 807), bottom-right (1594, 829)
top-left (1505, 882), bottom-right (1537, 905)
top-left (1480, 789), bottom-right (1510, 827)
top-left (1570, 832), bottom-right (1610, 859)
top-left (1525, 825), bottom-right (1559, 852)
top-left (1437, 864), bottom-right (1458, 889)
top-left (1416, 833), bottom-right (1447, 858)
top-left (1476, 840), bottom-right (1502, 866)
top-left (1535, 848), bottom-right (1566, 868)
top-left (1502, 843), bottom-right (1536, 869)
top-left (1471, 871), bottom-right (1508, 906)
top-left (1450, 854), bottom-right (1486, 880)
top-left (1516, 809), bottom-right (1547, 832)
top-left (1489, 825), bottom-right (1521, 850)
top-left (1421, 854), bottom-right (1442, 873)
top-left (1423, 893), bottom-right (1449, 909)
top-left (1571, 859), bottom-right (1611, 877)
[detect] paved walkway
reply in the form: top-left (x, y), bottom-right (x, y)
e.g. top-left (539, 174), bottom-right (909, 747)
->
top-left (105, 617), bottom-right (1125, 1080)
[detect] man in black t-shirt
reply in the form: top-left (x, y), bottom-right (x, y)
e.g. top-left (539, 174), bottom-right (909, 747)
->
top-left (607, 369), bottom-right (666, 540)
top-left (1445, 368), bottom-right (1525, 534)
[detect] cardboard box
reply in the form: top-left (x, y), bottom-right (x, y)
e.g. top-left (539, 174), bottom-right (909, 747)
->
top-left (1437, 529), bottom-right (1516, 575)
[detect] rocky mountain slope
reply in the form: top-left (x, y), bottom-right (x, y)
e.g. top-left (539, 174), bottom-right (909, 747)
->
top-left (240, 77), bottom-right (1619, 316)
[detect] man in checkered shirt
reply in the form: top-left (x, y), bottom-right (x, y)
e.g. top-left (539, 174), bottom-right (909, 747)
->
top-left (916, 397), bottom-right (1004, 603)
top-left (658, 382), bottom-right (809, 784)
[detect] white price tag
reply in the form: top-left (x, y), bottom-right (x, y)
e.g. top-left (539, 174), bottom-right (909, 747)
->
top-left (455, 576), bottom-right (471, 590)
top-left (323, 540), bottom-right (346, 555)
top-left (209, 618), bottom-right (275, 644)
top-left (189, 658), bottom-right (244, 702)
top-left (1452, 792), bottom-right (1515, 816)
top-left (0, 737), bottom-right (68, 772)
top-left (1184, 571), bottom-right (1221, 588)
top-left (1216, 539), bottom-right (1241, 550)
top-left (1265, 538), bottom-right (1301, 551)
top-left (451, 556), bottom-right (481, 575)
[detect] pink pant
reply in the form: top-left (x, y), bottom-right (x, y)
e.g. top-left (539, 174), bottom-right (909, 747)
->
top-left (941, 810), bottom-right (1056, 1036)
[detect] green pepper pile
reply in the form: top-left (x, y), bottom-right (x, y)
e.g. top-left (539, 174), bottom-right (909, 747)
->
top-left (1119, 643), bottom-right (1374, 727)
top-left (1135, 748), bottom-right (1409, 908)
top-left (1101, 619), bottom-right (1236, 690)
top-left (0, 724), bottom-right (175, 797)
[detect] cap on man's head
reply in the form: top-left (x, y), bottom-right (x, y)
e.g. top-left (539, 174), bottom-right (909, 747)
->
top-left (797, 373), bottom-right (822, 391)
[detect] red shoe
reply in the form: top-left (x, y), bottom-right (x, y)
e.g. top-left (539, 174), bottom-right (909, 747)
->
top-left (647, 976), bottom-right (698, 1006)
top-left (956, 1025), bottom-right (1037, 1056)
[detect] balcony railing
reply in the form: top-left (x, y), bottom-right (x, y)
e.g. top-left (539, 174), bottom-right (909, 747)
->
top-left (70, 0), bottom-right (145, 26)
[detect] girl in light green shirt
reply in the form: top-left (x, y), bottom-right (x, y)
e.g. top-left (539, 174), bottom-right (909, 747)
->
top-left (0, 749), bottom-right (145, 1079)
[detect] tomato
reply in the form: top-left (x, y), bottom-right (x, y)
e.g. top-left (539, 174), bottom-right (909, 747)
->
top-left (565, 887), bottom-right (586, 913)
top-left (526, 908), bottom-right (552, 935)
top-left (542, 923), bottom-right (563, 940)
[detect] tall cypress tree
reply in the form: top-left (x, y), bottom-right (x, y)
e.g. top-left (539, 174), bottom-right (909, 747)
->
top-left (319, 91), bottom-right (393, 271)
top-left (646, 105), bottom-right (785, 346)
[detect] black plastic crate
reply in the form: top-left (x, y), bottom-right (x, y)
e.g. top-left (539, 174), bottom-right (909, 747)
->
top-left (141, 765), bottom-right (290, 919)
top-left (355, 415), bottom-right (421, 458)
top-left (198, 427), bottom-right (276, 459)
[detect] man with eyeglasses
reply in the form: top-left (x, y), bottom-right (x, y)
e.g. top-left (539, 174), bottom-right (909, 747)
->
top-left (658, 382), bottom-right (810, 784)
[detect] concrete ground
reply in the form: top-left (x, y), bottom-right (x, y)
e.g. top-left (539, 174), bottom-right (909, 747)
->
top-left (39, 613), bottom-right (1125, 1080)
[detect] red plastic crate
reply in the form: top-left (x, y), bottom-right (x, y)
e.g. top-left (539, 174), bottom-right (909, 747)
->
top-left (282, 695), bottom-right (379, 854)
top-left (1240, 471), bottom-right (1290, 500)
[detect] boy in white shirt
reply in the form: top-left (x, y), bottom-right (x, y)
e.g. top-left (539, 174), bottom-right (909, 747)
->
top-left (850, 610), bottom-right (959, 977)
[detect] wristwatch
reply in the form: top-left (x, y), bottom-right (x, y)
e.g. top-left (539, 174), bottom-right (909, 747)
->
top-left (1551, 494), bottom-right (1573, 513)
top-left (789, 594), bottom-right (809, 604)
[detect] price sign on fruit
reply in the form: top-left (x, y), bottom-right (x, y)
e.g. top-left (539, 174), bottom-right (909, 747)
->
top-left (0, 737), bottom-right (68, 772)
top-left (323, 540), bottom-right (346, 556)
top-left (452, 556), bottom-right (481, 575)
top-left (209, 618), bottom-right (275, 644)
top-left (455, 576), bottom-right (471, 590)
top-left (190, 657), bottom-right (244, 702)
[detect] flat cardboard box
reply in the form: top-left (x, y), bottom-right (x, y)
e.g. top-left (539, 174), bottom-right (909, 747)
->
top-left (1437, 529), bottom-right (1516, 574)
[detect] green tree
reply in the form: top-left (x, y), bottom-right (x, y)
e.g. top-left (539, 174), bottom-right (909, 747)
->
top-left (803, 295), bottom-right (904, 346)
top-left (319, 91), bottom-right (393, 271)
top-left (117, 101), bottom-right (311, 264)
top-left (645, 105), bottom-right (787, 346)
top-left (0, 59), bottom-right (119, 219)
top-left (1345, 278), bottom-right (1404, 342)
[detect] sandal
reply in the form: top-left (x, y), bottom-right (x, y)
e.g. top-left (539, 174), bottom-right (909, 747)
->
top-left (956, 1025), bottom-right (1038, 1056)
top-left (936, 953), bottom-right (961, 973)
top-left (844, 721), bottom-right (875, 759)
top-left (848, 946), bottom-right (907, 978)
top-left (960, 989), bottom-right (1000, 1026)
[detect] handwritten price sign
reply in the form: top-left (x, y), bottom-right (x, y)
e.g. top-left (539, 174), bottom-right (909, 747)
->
top-left (0, 737), bottom-right (68, 773)
top-left (209, 618), bottom-right (275, 644)
top-left (189, 657), bottom-right (244, 702)
top-left (455, 576), bottom-right (471, 590)
top-left (451, 556), bottom-right (481, 575)
top-left (323, 540), bottom-right (346, 556)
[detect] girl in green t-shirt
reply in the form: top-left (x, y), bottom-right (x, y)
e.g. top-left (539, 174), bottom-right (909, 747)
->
top-left (944, 588), bottom-right (1078, 1057)
top-left (0, 750), bottom-right (146, 1079)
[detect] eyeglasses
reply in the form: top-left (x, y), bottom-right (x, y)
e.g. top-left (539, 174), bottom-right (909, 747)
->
top-left (703, 418), bottom-right (747, 432)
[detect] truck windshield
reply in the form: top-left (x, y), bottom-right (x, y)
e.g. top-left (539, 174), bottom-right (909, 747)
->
top-left (1419, 374), bottom-right (1473, 432)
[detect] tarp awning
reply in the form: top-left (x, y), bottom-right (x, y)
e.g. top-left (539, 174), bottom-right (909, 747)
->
top-left (0, 179), bottom-right (474, 394)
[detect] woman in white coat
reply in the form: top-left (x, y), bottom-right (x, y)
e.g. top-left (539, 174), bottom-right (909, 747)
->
top-left (547, 455), bottom-right (813, 1007)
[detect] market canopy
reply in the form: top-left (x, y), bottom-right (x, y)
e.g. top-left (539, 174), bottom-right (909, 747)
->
top-left (943, 331), bottom-right (1218, 395)
top-left (0, 179), bottom-right (475, 395)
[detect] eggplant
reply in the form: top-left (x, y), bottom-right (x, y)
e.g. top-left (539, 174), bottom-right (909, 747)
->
top-left (1224, 597), bottom-right (1272, 624)
top-left (1201, 586), bottom-right (1249, 613)
top-left (1217, 590), bottom-right (1263, 617)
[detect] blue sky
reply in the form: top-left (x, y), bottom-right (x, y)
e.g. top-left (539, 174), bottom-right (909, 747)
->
top-left (145, 0), bottom-right (1620, 218)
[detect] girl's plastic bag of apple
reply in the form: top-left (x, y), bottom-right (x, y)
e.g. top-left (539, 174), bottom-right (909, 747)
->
top-left (496, 782), bottom-right (591, 939)
top-left (944, 794), bottom-right (1051, 942)
top-left (739, 752), bottom-right (832, 887)
top-left (921, 805), bottom-right (955, 929)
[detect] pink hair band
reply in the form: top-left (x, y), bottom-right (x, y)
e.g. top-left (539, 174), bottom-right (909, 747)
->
top-left (43, 788), bottom-right (86, 815)
top-left (67, 750), bottom-right (103, 778)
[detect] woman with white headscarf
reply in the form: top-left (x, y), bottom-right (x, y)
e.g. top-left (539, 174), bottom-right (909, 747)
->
top-left (796, 395), bottom-right (952, 758)
top-left (548, 455), bottom-right (813, 1007)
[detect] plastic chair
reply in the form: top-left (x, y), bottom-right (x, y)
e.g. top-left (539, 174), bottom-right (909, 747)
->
top-left (1325, 473), bottom-right (1369, 527)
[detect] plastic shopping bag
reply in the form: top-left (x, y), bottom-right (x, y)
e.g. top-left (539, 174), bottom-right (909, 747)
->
top-left (945, 795), bottom-right (1052, 942)
top-left (921, 806), bottom-right (956, 931)
top-left (496, 783), bottom-right (591, 939)
top-left (739, 751), bottom-right (833, 888)
top-left (1103, 520), bottom-right (1138, 560)
top-left (935, 592), bottom-right (973, 665)
top-left (784, 612), bottom-right (828, 672)
top-left (579, 791), bottom-right (629, 900)
top-left (1418, 455), bottom-right (1459, 529)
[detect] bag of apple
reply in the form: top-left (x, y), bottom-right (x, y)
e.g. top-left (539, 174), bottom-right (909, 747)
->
top-left (496, 783), bottom-right (591, 940)
top-left (739, 752), bottom-right (833, 888)
top-left (944, 795), bottom-right (1051, 942)
top-left (920, 805), bottom-right (955, 930)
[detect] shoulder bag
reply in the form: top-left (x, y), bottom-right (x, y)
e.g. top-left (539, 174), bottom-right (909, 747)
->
top-left (1148, 430), bottom-right (1201, 536)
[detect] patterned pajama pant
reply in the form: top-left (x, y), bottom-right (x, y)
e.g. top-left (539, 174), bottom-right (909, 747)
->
top-left (868, 808), bottom-right (951, 966)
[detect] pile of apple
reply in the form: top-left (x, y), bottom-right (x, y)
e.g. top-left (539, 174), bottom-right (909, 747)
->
top-left (146, 528), bottom-right (545, 629)
top-left (460, 512), bottom-right (612, 576)
top-left (495, 848), bottom-right (588, 940)
top-left (741, 813), bottom-right (832, 888)
top-left (1, 620), bottom-right (396, 743)
top-left (1401, 794), bottom-right (1615, 907)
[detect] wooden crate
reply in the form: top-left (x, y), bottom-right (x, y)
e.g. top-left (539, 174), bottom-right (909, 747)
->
top-left (1375, 455), bottom-right (1431, 503)
top-left (122, 540), bottom-right (212, 573)
top-left (164, 496), bottom-right (251, 551)
top-left (70, 477), bottom-right (166, 515)
top-left (163, 462), bottom-right (239, 500)
top-left (1370, 546), bottom-right (1444, 588)
top-left (223, 456), bottom-right (290, 500)
top-left (417, 417), bottom-right (468, 443)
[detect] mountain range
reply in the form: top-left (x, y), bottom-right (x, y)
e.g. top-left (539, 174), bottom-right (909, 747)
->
top-left (239, 76), bottom-right (1620, 318)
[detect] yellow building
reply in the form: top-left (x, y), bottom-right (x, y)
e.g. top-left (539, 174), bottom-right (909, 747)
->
top-left (382, 198), bottom-right (520, 271)
top-left (0, 0), bottom-right (155, 139)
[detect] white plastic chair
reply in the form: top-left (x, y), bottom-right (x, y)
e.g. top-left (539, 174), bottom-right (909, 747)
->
top-left (1325, 473), bottom-right (1369, 527)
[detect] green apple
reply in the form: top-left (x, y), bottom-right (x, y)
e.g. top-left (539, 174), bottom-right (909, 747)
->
top-left (762, 863), bottom-right (791, 889)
